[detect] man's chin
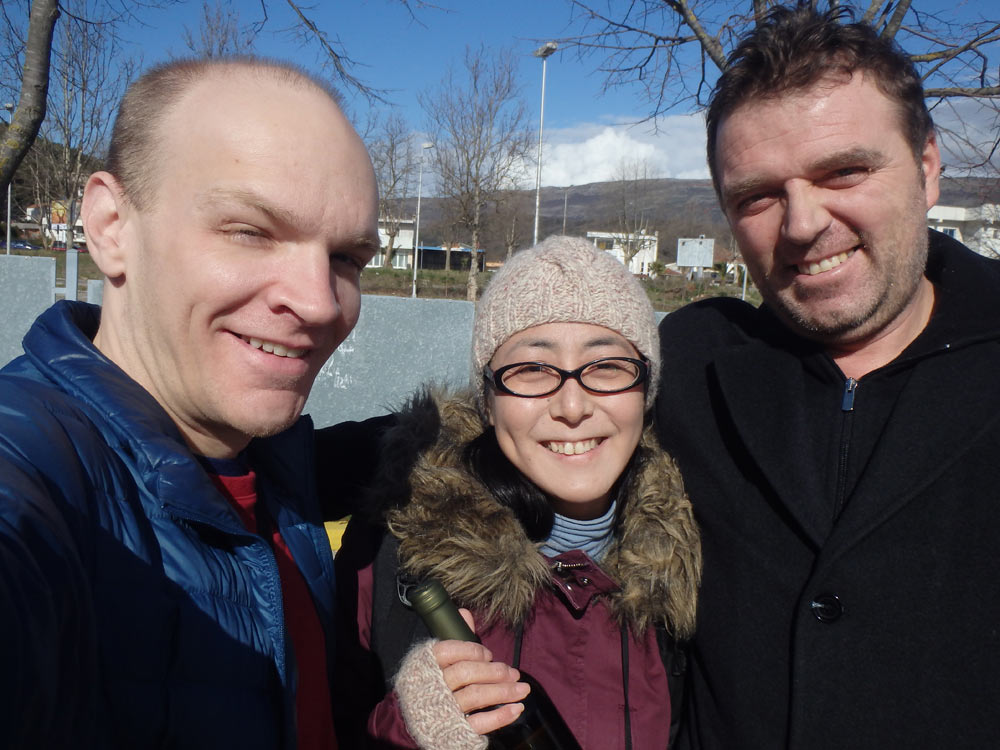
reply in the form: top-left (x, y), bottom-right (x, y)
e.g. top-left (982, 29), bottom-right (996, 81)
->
top-left (244, 422), bottom-right (295, 440)
top-left (773, 297), bottom-right (879, 345)
top-left (229, 398), bottom-right (309, 441)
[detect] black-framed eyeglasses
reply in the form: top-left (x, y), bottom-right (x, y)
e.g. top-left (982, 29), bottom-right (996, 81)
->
top-left (484, 357), bottom-right (648, 398)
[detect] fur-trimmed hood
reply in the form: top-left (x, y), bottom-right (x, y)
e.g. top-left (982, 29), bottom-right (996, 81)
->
top-left (374, 389), bottom-right (701, 638)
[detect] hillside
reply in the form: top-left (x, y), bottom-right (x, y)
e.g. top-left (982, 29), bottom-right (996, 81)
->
top-left (412, 174), bottom-right (998, 263)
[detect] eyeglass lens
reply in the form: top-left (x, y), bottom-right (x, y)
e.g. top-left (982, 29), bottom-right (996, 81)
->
top-left (500, 358), bottom-right (642, 396)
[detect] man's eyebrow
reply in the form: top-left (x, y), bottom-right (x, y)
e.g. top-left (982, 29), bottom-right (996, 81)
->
top-left (808, 147), bottom-right (887, 174)
top-left (352, 234), bottom-right (381, 254)
top-left (721, 175), bottom-right (770, 206)
top-left (198, 187), bottom-right (301, 227)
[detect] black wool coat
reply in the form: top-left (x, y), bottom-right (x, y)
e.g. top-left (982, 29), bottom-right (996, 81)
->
top-left (656, 231), bottom-right (1000, 750)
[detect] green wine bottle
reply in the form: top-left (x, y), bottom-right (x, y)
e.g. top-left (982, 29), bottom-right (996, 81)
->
top-left (408, 578), bottom-right (583, 750)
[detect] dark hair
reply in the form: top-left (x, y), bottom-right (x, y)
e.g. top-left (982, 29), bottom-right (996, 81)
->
top-left (705, 4), bottom-right (934, 196)
top-left (106, 57), bottom-right (343, 209)
top-left (463, 426), bottom-right (643, 541)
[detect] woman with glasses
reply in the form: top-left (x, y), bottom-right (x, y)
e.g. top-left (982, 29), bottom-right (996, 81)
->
top-left (332, 235), bottom-right (701, 749)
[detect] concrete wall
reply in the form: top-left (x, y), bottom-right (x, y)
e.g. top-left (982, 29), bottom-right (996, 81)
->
top-left (0, 255), bottom-right (56, 364)
top-left (0, 281), bottom-right (477, 427)
top-left (1, 274), bottom-right (667, 427)
top-left (304, 296), bottom-right (475, 425)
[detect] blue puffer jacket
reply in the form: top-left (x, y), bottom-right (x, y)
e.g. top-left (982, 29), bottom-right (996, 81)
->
top-left (0, 301), bottom-right (337, 749)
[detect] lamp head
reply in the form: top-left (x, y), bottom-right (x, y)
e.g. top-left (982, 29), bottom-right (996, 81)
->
top-left (533, 42), bottom-right (558, 59)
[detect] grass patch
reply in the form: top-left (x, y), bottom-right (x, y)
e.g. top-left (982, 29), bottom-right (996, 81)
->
top-left (642, 274), bottom-right (762, 313)
top-left (362, 267), bottom-right (491, 301)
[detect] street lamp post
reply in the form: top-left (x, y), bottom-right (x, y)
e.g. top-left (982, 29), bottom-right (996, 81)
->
top-left (532, 42), bottom-right (557, 246)
top-left (3, 103), bottom-right (13, 256)
top-left (562, 186), bottom-right (572, 235)
top-left (411, 141), bottom-right (434, 299)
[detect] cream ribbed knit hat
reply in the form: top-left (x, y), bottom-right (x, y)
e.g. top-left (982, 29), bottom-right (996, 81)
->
top-left (472, 235), bottom-right (660, 413)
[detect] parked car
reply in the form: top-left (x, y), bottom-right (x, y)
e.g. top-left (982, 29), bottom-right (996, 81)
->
top-left (51, 241), bottom-right (89, 253)
top-left (0, 239), bottom-right (41, 251)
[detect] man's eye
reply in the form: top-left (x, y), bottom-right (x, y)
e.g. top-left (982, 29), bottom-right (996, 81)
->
top-left (824, 166), bottom-right (870, 187)
top-left (223, 225), bottom-right (268, 243)
top-left (736, 193), bottom-right (775, 216)
top-left (331, 253), bottom-right (365, 273)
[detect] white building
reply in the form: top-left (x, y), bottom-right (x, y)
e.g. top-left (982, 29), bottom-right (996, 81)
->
top-left (24, 201), bottom-right (86, 246)
top-left (927, 203), bottom-right (1000, 259)
top-left (368, 217), bottom-right (416, 269)
top-left (586, 230), bottom-right (659, 275)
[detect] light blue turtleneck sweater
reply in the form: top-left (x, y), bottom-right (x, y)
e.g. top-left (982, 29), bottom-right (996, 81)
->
top-left (539, 501), bottom-right (617, 562)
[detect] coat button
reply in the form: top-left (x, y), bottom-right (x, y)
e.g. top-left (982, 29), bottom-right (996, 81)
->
top-left (810, 593), bottom-right (843, 623)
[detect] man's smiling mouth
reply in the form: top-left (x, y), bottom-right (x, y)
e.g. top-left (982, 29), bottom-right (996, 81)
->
top-left (240, 335), bottom-right (306, 359)
top-left (798, 248), bottom-right (857, 276)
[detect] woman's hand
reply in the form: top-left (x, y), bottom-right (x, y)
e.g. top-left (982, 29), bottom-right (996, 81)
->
top-left (431, 609), bottom-right (529, 735)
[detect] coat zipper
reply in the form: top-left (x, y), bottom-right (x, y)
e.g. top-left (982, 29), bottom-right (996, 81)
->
top-left (834, 377), bottom-right (858, 519)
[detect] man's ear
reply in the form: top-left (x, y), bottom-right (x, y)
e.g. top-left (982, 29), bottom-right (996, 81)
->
top-left (81, 171), bottom-right (132, 281)
top-left (920, 132), bottom-right (942, 210)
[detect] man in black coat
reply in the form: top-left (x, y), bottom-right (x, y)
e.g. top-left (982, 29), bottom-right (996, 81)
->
top-left (656, 6), bottom-right (1000, 749)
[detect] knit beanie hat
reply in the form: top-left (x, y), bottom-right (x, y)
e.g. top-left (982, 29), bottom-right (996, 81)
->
top-left (472, 235), bottom-right (660, 413)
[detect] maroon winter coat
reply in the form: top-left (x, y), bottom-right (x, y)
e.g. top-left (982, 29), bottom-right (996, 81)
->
top-left (333, 391), bottom-right (701, 749)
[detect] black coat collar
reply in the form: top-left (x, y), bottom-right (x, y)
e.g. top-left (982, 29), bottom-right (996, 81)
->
top-left (709, 232), bottom-right (1000, 548)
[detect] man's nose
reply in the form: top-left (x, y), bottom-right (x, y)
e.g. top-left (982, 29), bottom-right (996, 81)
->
top-left (781, 181), bottom-right (832, 245)
top-left (269, 246), bottom-right (340, 326)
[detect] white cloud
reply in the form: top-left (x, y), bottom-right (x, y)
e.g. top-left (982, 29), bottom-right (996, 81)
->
top-left (538, 112), bottom-right (709, 187)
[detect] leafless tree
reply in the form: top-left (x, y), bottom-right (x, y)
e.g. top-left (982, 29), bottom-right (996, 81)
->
top-left (367, 112), bottom-right (418, 269)
top-left (0, 0), bottom-right (60, 194)
top-left (609, 157), bottom-right (657, 268)
top-left (5, 0), bottom-right (135, 247)
top-left (562, 0), bottom-right (999, 174)
top-left (180, 0), bottom-right (256, 58)
top-left (0, 0), bottom-right (433, 193)
top-left (491, 189), bottom-right (533, 260)
top-left (420, 45), bottom-right (534, 300)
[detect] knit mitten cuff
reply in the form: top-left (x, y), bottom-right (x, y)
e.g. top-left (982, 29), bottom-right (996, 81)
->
top-left (394, 639), bottom-right (488, 750)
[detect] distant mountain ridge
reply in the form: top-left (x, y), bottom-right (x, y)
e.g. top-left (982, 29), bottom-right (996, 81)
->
top-left (534, 174), bottom-right (998, 220)
top-left (420, 175), bottom-right (997, 227)
top-left (415, 174), bottom-right (999, 259)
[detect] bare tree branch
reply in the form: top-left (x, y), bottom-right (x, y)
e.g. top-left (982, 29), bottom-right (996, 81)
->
top-left (609, 157), bottom-right (656, 268)
top-left (4, 0), bottom-right (433, 194)
top-left (283, 0), bottom-right (389, 103)
top-left (18, 0), bottom-right (136, 248)
top-left (562, 1), bottom-right (1000, 173)
top-left (880, 0), bottom-right (910, 39)
top-left (366, 111), bottom-right (418, 268)
top-left (925, 86), bottom-right (1000, 97)
top-left (664, 0), bottom-right (727, 69)
top-left (420, 45), bottom-right (534, 300)
top-left (181, 0), bottom-right (256, 58)
top-left (1, 0), bottom-right (59, 191)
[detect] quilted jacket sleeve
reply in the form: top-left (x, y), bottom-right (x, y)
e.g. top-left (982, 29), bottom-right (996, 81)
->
top-left (0, 405), bottom-right (101, 747)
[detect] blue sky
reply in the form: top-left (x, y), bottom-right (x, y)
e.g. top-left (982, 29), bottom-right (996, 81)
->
top-left (101, 0), bottom-right (1000, 187)
top-left (123, 0), bottom-right (715, 186)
